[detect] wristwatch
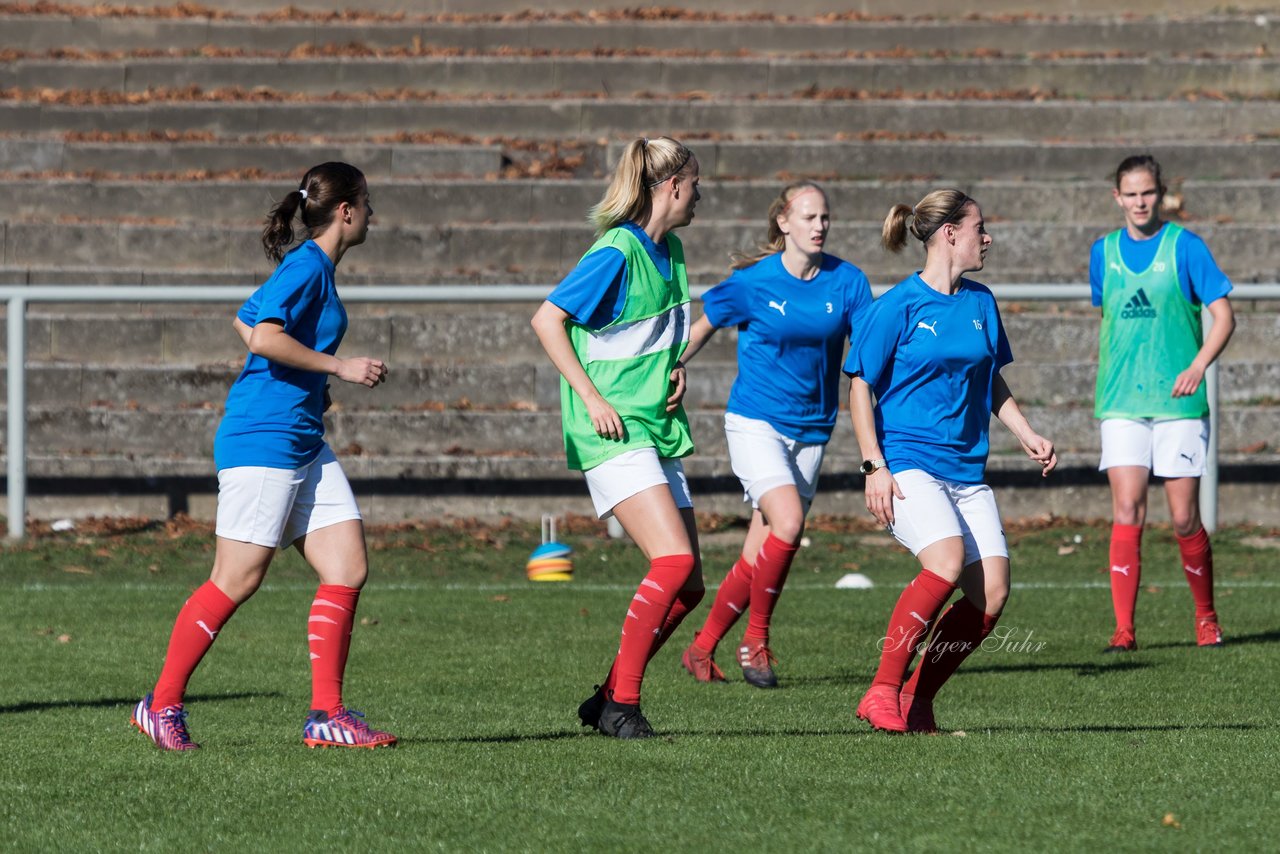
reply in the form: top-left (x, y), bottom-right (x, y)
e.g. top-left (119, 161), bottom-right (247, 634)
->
top-left (859, 459), bottom-right (887, 475)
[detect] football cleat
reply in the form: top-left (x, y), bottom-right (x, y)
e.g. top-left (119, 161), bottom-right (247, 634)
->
top-left (578, 685), bottom-right (606, 731)
top-left (899, 691), bottom-right (939, 735)
top-left (131, 693), bottom-right (199, 751)
top-left (1196, 616), bottom-right (1224, 648)
top-left (597, 700), bottom-right (655, 739)
top-left (737, 637), bottom-right (779, 689)
top-left (1103, 627), bottom-right (1137, 653)
top-left (681, 639), bottom-right (727, 684)
top-left (303, 708), bottom-right (397, 749)
top-left (855, 684), bottom-right (907, 733)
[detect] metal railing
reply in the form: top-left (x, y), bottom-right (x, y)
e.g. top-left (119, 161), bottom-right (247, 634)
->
top-left (5, 283), bottom-right (1276, 540)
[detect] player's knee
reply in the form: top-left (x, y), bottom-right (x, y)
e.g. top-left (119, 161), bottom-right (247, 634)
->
top-left (1112, 503), bottom-right (1144, 527)
top-left (1170, 512), bottom-right (1200, 539)
top-left (770, 514), bottom-right (804, 544)
top-left (984, 585), bottom-right (1009, 615)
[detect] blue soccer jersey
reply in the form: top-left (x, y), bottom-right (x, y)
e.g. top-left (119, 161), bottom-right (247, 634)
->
top-left (844, 274), bottom-right (1013, 484)
top-left (703, 253), bottom-right (872, 443)
top-left (1089, 223), bottom-right (1232, 308)
top-left (547, 221), bottom-right (671, 330)
top-left (214, 240), bottom-right (348, 470)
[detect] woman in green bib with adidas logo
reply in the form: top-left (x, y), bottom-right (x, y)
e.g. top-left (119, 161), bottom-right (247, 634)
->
top-left (1092, 154), bottom-right (1235, 653)
top-left (532, 136), bottom-right (703, 739)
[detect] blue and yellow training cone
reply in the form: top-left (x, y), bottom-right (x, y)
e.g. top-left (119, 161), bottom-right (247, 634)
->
top-left (528, 515), bottom-right (573, 582)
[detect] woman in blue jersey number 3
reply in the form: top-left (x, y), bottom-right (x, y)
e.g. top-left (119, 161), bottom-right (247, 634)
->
top-left (1094, 154), bottom-right (1234, 653)
top-left (847, 189), bottom-right (1057, 734)
top-left (677, 182), bottom-right (872, 688)
top-left (532, 137), bottom-right (703, 739)
top-left (131, 162), bottom-right (397, 751)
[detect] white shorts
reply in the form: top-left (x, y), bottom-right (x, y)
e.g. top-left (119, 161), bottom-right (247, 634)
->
top-left (215, 444), bottom-right (362, 548)
top-left (1099, 417), bottom-right (1209, 478)
top-left (724, 412), bottom-right (825, 511)
top-left (582, 447), bottom-right (693, 519)
top-left (886, 468), bottom-right (1008, 567)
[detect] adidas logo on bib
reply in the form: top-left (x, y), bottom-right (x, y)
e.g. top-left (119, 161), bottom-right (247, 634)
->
top-left (1120, 287), bottom-right (1157, 319)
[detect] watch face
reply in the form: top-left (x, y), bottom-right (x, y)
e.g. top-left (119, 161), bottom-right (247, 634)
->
top-left (860, 461), bottom-right (873, 474)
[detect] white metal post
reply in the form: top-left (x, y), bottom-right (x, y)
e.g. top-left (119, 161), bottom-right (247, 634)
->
top-left (6, 296), bottom-right (26, 540)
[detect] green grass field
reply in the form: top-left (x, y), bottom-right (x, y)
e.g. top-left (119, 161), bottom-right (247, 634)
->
top-left (3, 517), bottom-right (1278, 851)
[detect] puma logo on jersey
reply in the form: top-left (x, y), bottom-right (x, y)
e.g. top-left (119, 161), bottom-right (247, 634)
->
top-left (768, 300), bottom-right (787, 316)
top-left (916, 320), bottom-right (938, 336)
top-left (196, 620), bottom-right (218, 640)
top-left (1184, 564), bottom-right (1205, 577)
top-left (1120, 288), bottom-right (1157, 319)
top-left (1180, 452), bottom-right (1196, 464)
top-left (1111, 565), bottom-right (1131, 576)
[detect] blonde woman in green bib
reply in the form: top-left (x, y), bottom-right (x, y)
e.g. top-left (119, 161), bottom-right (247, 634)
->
top-left (1092, 154), bottom-right (1235, 653)
top-left (532, 136), bottom-right (703, 739)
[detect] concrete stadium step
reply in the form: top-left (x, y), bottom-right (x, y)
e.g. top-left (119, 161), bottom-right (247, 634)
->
top-left (19, 449), bottom-right (1271, 484)
top-left (0, 139), bottom-right (501, 179)
top-left (4, 11), bottom-right (1274, 55)
top-left (3, 359), bottom-right (1277, 412)
top-left (5, 405), bottom-right (1277, 460)
top-left (7, 136), bottom-right (1279, 184)
top-left (11, 450), bottom-right (1279, 525)
top-left (7, 55), bottom-right (1280, 99)
top-left (10, 98), bottom-right (1280, 140)
top-left (4, 308), bottom-right (1277, 366)
top-left (679, 139), bottom-right (1280, 182)
top-left (9, 178), bottom-right (1280, 227)
top-left (9, 135), bottom-right (1244, 186)
top-left (4, 220), bottom-right (1280, 283)
top-left (16, 0), bottom-right (1257, 16)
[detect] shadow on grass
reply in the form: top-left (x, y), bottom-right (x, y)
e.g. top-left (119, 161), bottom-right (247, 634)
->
top-left (0, 691), bottom-right (283, 715)
top-left (982, 722), bottom-right (1267, 734)
top-left (960, 660), bottom-right (1152, 677)
top-left (1142, 626), bottom-right (1280, 650)
top-left (414, 731), bottom-right (598, 745)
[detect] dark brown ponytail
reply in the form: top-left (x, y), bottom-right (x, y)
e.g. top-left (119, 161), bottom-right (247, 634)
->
top-left (261, 161), bottom-right (366, 263)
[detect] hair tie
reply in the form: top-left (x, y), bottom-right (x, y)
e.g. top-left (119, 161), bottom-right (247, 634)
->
top-left (641, 137), bottom-right (649, 148)
top-left (298, 188), bottom-right (308, 200)
top-left (910, 205), bottom-right (917, 217)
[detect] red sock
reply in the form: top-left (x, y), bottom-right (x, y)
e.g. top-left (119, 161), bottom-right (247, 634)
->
top-left (871, 569), bottom-right (956, 689)
top-left (692, 557), bottom-right (753, 653)
top-left (656, 586), bottom-right (704, 650)
top-left (152, 581), bottom-right (238, 710)
top-left (1109, 523), bottom-right (1143, 631)
top-left (308, 584), bottom-right (361, 716)
top-left (902, 597), bottom-right (1000, 700)
top-left (1176, 527), bottom-right (1216, 620)
top-left (598, 585), bottom-right (700, 701)
top-left (744, 533), bottom-right (800, 643)
top-left (607, 554), bottom-right (696, 705)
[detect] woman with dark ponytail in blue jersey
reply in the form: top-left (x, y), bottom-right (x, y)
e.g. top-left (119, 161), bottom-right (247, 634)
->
top-left (846, 189), bottom-right (1057, 734)
top-left (132, 162), bottom-right (397, 752)
top-left (1094, 154), bottom-right (1235, 654)
top-left (677, 182), bottom-right (872, 688)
